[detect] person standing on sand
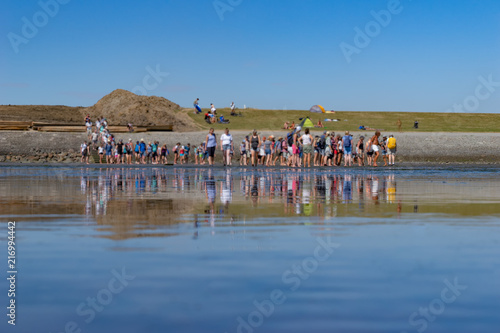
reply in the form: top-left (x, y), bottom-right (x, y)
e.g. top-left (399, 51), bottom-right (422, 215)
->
top-left (86, 120), bottom-right (92, 140)
top-left (299, 128), bottom-right (313, 168)
top-left (245, 136), bottom-right (251, 162)
top-left (134, 141), bottom-right (140, 163)
top-left (98, 144), bottom-right (104, 163)
top-left (116, 140), bottom-right (123, 164)
top-left (365, 137), bottom-right (373, 166)
top-left (126, 139), bottom-right (133, 164)
top-left (200, 142), bottom-right (207, 165)
top-left (387, 134), bottom-right (397, 166)
top-left (220, 128), bottom-right (233, 166)
top-left (370, 131), bottom-right (381, 167)
top-left (292, 127), bottom-right (301, 167)
top-left (105, 140), bottom-right (113, 164)
top-left (250, 130), bottom-right (261, 167)
top-left (356, 136), bottom-right (365, 166)
top-left (381, 136), bottom-right (388, 166)
top-left (240, 140), bottom-right (247, 166)
top-left (81, 141), bottom-right (89, 164)
top-left (184, 143), bottom-right (191, 164)
top-left (205, 128), bottom-right (217, 166)
top-left (173, 142), bottom-right (180, 165)
top-left (342, 131), bottom-right (353, 167)
top-left (139, 139), bottom-right (146, 164)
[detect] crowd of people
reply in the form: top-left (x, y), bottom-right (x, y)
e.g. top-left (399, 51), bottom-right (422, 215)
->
top-left (233, 127), bottom-right (397, 168)
top-left (80, 114), bottom-right (397, 167)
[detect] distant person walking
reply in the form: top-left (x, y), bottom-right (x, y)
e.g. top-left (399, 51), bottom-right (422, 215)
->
top-left (397, 119), bottom-right (402, 133)
top-left (230, 102), bottom-right (236, 115)
top-left (205, 128), bottom-right (217, 166)
top-left (210, 103), bottom-right (217, 115)
top-left (194, 98), bottom-right (202, 114)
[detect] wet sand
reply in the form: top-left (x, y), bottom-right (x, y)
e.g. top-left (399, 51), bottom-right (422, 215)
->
top-left (0, 130), bottom-right (498, 164)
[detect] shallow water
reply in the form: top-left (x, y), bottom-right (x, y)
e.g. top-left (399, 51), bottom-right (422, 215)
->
top-left (0, 165), bottom-right (499, 333)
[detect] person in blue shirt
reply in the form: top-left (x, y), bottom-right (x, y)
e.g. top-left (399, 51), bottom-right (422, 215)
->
top-left (139, 139), bottom-right (147, 164)
top-left (105, 142), bottom-right (113, 164)
top-left (342, 131), bottom-right (353, 167)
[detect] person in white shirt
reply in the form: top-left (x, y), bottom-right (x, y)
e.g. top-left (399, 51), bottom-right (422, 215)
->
top-left (299, 128), bottom-right (313, 167)
top-left (86, 121), bottom-right (92, 140)
top-left (230, 102), bottom-right (235, 115)
top-left (80, 141), bottom-right (89, 164)
top-left (210, 103), bottom-right (217, 115)
top-left (220, 128), bottom-right (233, 166)
top-left (91, 131), bottom-right (98, 149)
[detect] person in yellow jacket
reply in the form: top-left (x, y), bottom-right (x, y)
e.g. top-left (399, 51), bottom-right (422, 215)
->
top-left (387, 135), bottom-right (397, 166)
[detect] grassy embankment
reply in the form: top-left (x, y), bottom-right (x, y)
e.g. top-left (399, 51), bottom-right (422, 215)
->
top-left (187, 109), bottom-right (499, 133)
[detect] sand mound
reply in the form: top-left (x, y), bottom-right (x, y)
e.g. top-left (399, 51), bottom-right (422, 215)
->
top-left (84, 89), bottom-right (198, 131)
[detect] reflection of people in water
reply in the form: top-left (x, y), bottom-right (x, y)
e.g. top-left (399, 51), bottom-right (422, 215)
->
top-left (370, 176), bottom-right (380, 203)
top-left (343, 175), bottom-right (352, 202)
top-left (79, 168), bottom-right (406, 227)
top-left (387, 174), bottom-right (396, 203)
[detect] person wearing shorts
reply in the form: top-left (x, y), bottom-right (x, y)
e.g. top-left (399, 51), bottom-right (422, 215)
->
top-left (387, 134), bottom-right (397, 166)
top-left (370, 131), bottom-right (381, 167)
top-left (81, 141), bottom-right (89, 164)
top-left (205, 128), bottom-right (217, 166)
top-left (220, 128), bottom-right (233, 166)
top-left (105, 141), bottom-right (113, 164)
top-left (342, 131), bottom-right (353, 167)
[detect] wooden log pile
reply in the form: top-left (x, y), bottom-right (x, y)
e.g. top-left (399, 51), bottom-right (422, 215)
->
top-left (0, 121), bottom-right (172, 133)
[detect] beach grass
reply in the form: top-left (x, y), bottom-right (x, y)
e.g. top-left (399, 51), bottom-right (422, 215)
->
top-left (187, 109), bottom-right (500, 133)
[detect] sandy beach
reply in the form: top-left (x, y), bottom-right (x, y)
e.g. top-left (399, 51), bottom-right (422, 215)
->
top-left (0, 130), bottom-right (498, 164)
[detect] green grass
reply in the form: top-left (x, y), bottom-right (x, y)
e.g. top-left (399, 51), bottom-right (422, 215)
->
top-left (187, 109), bottom-right (500, 133)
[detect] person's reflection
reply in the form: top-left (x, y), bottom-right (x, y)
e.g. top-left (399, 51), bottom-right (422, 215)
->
top-left (193, 214), bottom-right (199, 240)
top-left (343, 174), bottom-right (353, 203)
top-left (386, 174), bottom-right (396, 204)
top-left (357, 176), bottom-right (365, 213)
top-left (371, 175), bottom-right (380, 204)
top-left (204, 169), bottom-right (216, 227)
top-left (220, 169), bottom-right (233, 215)
top-left (251, 174), bottom-right (259, 207)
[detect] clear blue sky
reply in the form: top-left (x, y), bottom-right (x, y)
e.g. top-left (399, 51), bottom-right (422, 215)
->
top-left (1, 0), bottom-right (499, 112)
